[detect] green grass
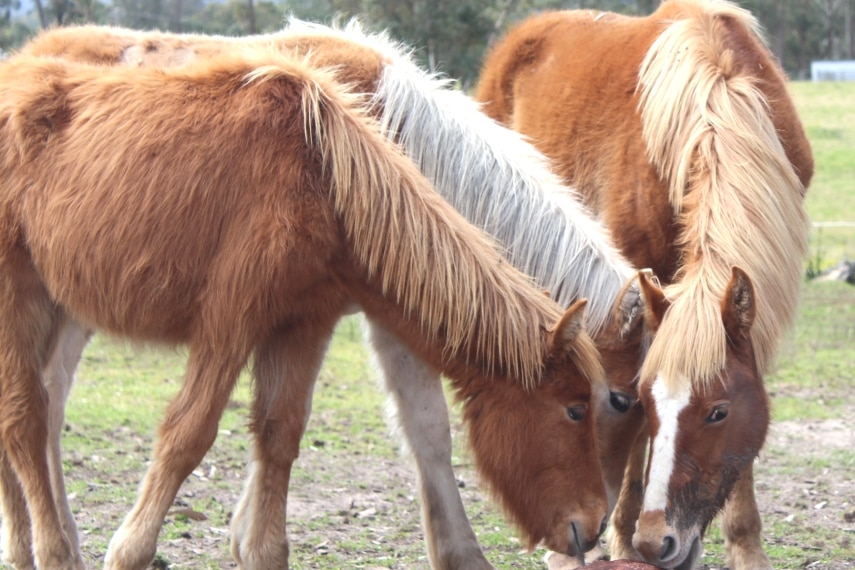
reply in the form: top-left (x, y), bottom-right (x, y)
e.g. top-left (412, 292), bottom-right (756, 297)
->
top-left (789, 81), bottom-right (855, 269)
top-left (767, 280), bottom-right (855, 421)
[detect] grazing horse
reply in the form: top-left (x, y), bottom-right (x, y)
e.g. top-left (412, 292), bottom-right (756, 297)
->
top-left (476, 0), bottom-right (813, 568)
top-left (7, 21), bottom-right (650, 570)
top-left (0, 52), bottom-right (611, 569)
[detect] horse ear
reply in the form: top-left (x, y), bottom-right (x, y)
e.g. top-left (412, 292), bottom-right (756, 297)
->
top-left (638, 268), bottom-right (668, 333)
top-left (552, 298), bottom-right (588, 351)
top-left (613, 269), bottom-right (659, 338)
top-left (722, 266), bottom-right (755, 341)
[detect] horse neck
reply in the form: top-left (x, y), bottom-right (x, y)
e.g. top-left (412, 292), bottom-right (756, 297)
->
top-left (638, 0), bottom-right (810, 384)
top-left (355, 42), bottom-right (634, 336)
top-left (311, 76), bottom-right (560, 389)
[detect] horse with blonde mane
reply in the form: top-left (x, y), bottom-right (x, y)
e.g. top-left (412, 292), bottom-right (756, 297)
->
top-left (0, 51), bottom-right (612, 569)
top-left (476, 1), bottom-right (813, 568)
top-left (3, 21), bottom-right (651, 570)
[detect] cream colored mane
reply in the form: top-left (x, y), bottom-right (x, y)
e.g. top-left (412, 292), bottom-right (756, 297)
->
top-left (286, 19), bottom-right (635, 337)
top-left (260, 56), bottom-right (603, 389)
top-left (637, 0), bottom-right (809, 389)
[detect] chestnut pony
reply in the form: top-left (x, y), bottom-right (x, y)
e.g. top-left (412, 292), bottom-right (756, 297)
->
top-left (6, 21), bottom-right (650, 570)
top-left (0, 51), bottom-right (610, 569)
top-left (476, 1), bottom-right (812, 569)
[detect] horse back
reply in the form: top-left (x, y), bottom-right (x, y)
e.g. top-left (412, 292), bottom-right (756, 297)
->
top-left (21, 25), bottom-right (389, 96)
top-left (476, 1), bottom-right (813, 282)
top-left (476, 10), bottom-right (679, 279)
top-left (0, 55), bottom-right (345, 345)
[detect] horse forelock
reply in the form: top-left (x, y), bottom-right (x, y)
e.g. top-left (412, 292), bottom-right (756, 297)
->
top-left (302, 59), bottom-right (566, 390)
top-left (637, 0), bottom-right (809, 388)
top-left (365, 54), bottom-right (634, 337)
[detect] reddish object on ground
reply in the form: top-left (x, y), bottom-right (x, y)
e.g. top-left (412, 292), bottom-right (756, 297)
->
top-left (584, 560), bottom-right (663, 570)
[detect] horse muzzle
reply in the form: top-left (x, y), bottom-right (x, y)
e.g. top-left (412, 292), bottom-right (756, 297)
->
top-left (632, 511), bottom-right (702, 570)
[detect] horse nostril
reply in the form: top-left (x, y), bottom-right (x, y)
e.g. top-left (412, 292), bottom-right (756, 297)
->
top-left (660, 534), bottom-right (678, 562)
top-left (598, 517), bottom-right (608, 537)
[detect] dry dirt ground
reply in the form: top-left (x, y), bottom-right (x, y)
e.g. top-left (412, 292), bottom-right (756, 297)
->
top-left (1, 403), bottom-right (851, 570)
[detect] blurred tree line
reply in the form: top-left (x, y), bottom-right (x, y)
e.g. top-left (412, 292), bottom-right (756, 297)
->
top-left (2, 0), bottom-right (853, 84)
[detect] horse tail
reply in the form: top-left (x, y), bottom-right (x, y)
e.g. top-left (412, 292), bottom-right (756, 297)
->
top-left (261, 56), bottom-right (563, 388)
top-left (637, 0), bottom-right (810, 385)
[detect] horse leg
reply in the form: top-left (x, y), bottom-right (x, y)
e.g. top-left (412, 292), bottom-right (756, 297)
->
top-left (606, 425), bottom-right (647, 561)
top-left (0, 250), bottom-right (75, 569)
top-left (0, 317), bottom-right (90, 570)
top-left (0, 452), bottom-right (33, 569)
top-left (230, 319), bottom-right (334, 570)
top-left (43, 318), bottom-right (92, 570)
top-left (104, 345), bottom-right (246, 570)
top-left (721, 463), bottom-right (771, 570)
top-left (365, 320), bottom-right (494, 570)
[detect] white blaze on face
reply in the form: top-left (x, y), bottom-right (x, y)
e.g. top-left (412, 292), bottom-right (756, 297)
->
top-left (643, 375), bottom-right (691, 513)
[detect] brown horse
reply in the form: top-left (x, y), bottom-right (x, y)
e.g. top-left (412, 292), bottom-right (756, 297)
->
top-left (0, 52), bottom-right (610, 569)
top-left (10, 21), bottom-right (652, 569)
top-left (476, 0), bottom-right (812, 568)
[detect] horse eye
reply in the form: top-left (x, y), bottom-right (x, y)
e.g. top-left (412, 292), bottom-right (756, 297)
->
top-left (566, 404), bottom-right (587, 422)
top-left (609, 391), bottom-right (632, 413)
top-left (706, 404), bottom-right (729, 423)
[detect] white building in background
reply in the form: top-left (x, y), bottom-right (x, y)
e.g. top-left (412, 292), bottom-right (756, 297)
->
top-left (811, 60), bottom-right (855, 81)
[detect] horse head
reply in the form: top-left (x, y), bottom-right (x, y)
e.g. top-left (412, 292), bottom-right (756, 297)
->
top-left (591, 270), bottom-right (655, 512)
top-left (461, 298), bottom-right (608, 561)
top-left (633, 267), bottom-right (768, 569)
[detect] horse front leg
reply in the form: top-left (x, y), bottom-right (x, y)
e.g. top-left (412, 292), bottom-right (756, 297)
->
top-left (0, 452), bottom-right (33, 569)
top-left (721, 463), bottom-right (771, 570)
top-left (43, 318), bottom-right (92, 570)
top-left (0, 254), bottom-right (75, 570)
top-left (365, 319), bottom-right (494, 570)
top-left (104, 345), bottom-right (246, 570)
top-left (606, 426), bottom-right (647, 561)
top-left (230, 320), bottom-right (333, 570)
top-left (0, 317), bottom-right (91, 570)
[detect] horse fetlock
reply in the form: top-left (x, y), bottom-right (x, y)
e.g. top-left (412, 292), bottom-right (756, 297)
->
top-left (1, 525), bottom-right (33, 569)
top-left (104, 527), bottom-right (158, 570)
top-left (606, 524), bottom-right (640, 562)
top-left (432, 543), bottom-right (494, 570)
top-left (725, 540), bottom-right (771, 570)
top-left (235, 536), bottom-right (290, 570)
top-left (33, 535), bottom-right (76, 570)
top-left (2, 547), bottom-right (35, 570)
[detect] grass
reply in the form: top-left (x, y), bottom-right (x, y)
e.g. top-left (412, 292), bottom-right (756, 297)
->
top-left (767, 280), bottom-right (855, 422)
top-left (789, 81), bottom-right (855, 270)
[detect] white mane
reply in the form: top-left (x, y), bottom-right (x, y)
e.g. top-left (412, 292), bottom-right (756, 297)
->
top-left (284, 18), bottom-right (636, 335)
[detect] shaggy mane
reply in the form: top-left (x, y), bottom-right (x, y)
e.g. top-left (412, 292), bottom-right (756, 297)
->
top-left (16, 21), bottom-right (609, 391)
top-left (637, 0), bottom-right (809, 389)
top-left (279, 51), bottom-right (603, 389)
top-left (285, 19), bottom-right (634, 337)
